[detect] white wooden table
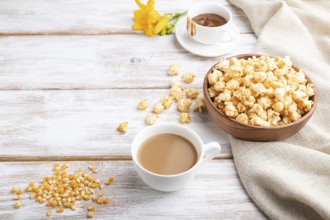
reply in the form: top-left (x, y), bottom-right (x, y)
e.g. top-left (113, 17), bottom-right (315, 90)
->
top-left (0, 0), bottom-right (267, 219)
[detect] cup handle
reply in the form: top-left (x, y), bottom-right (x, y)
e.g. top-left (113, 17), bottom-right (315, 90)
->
top-left (202, 142), bottom-right (221, 164)
top-left (219, 29), bottom-right (234, 43)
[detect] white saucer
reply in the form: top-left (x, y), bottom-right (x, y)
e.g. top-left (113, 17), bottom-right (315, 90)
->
top-left (175, 17), bottom-right (240, 57)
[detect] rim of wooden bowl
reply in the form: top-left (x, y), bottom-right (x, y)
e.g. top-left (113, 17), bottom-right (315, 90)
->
top-left (203, 54), bottom-right (318, 130)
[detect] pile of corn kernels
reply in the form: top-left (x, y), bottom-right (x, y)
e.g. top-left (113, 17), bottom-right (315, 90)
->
top-left (207, 55), bottom-right (315, 126)
top-left (11, 162), bottom-right (114, 218)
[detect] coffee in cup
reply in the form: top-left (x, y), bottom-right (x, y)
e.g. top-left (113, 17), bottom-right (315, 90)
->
top-left (186, 3), bottom-right (236, 45)
top-left (131, 123), bottom-right (221, 192)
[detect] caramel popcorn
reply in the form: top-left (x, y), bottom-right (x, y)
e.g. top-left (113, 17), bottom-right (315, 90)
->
top-left (179, 112), bottom-right (191, 124)
top-left (117, 122), bottom-right (128, 133)
top-left (186, 88), bottom-right (199, 99)
top-left (177, 98), bottom-right (192, 112)
top-left (145, 113), bottom-right (158, 125)
top-left (160, 96), bottom-right (173, 109)
top-left (137, 99), bottom-right (148, 110)
top-left (169, 86), bottom-right (184, 101)
top-left (152, 102), bottom-right (165, 114)
top-left (208, 55), bottom-right (315, 126)
top-left (181, 72), bottom-right (196, 83)
top-left (194, 97), bottom-right (205, 113)
top-left (168, 64), bottom-right (180, 75)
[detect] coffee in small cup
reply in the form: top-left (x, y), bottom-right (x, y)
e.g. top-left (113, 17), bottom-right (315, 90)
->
top-left (138, 133), bottom-right (198, 175)
top-left (192, 13), bottom-right (227, 27)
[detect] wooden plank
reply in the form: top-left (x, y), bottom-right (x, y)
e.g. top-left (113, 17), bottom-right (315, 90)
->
top-left (0, 89), bottom-right (233, 159)
top-left (0, 0), bottom-right (253, 35)
top-left (0, 160), bottom-right (266, 219)
top-left (0, 34), bottom-right (257, 90)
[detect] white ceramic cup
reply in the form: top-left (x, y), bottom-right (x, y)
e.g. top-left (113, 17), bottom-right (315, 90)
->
top-left (131, 123), bottom-right (221, 192)
top-left (186, 2), bottom-right (235, 45)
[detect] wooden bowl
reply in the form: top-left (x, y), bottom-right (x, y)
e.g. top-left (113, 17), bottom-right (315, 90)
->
top-left (203, 54), bottom-right (317, 141)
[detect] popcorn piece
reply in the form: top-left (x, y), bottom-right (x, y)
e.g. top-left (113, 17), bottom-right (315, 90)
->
top-left (186, 88), bottom-right (199, 99)
top-left (177, 99), bottom-right (192, 112)
top-left (168, 64), bottom-right (180, 75)
top-left (145, 113), bottom-right (158, 125)
top-left (152, 102), bottom-right (165, 114)
top-left (160, 96), bottom-right (173, 109)
top-left (137, 99), bottom-right (148, 110)
top-left (219, 90), bottom-right (231, 102)
top-left (179, 113), bottom-right (191, 124)
top-left (169, 86), bottom-right (184, 101)
top-left (194, 97), bottom-right (206, 113)
top-left (117, 122), bottom-right (128, 133)
top-left (181, 72), bottom-right (196, 83)
top-left (214, 81), bottom-right (225, 92)
top-left (236, 113), bottom-right (249, 124)
top-left (272, 102), bottom-right (284, 112)
top-left (208, 72), bottom-right (219, 85)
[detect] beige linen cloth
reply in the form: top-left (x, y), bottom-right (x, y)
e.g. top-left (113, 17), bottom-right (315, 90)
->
top-left (227, 0), bottom-right (330, 219)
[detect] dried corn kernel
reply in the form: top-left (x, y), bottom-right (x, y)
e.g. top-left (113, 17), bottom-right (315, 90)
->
top-left (103, 198), bottom-right (110, 204)
top-left (14, 202), bottom-right (21, 209)
top-left (117, 122), bottom-right (128, 133)
top-left (105, 176), bottom-right (114, 185)
top-left (88, 206), bottom-right (96, 212)
top-left (137, 99), bottom-right (148, 110)
top-left (47, 209), bottom-right (54, 216)
top-left (57, 207), bottom-right (65, 213)
top-left (13, 195), bottom-right (21, 200)
top-left (11, 186), bottom-right (18, 193)
top-left (87, 211), bottom-right (94, 218)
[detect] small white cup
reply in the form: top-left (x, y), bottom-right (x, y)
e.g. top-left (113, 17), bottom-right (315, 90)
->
top-left (131, 123), bottom-right (221, 192)
top-left (186, 3), bottom-right (235, 45)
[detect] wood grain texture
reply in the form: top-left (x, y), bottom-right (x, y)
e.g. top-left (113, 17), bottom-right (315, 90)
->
top-left (0, 0), bottom-right (253, 35)
top-left (0, 89), bottom-right (233, 159)
top-left (0, 34), bottom-right (256, 90)
top-left (0, 160), bottom-right (266, 219)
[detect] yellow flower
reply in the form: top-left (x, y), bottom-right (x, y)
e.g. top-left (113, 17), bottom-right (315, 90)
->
top-left (132, 0), bottom-right (160, 36)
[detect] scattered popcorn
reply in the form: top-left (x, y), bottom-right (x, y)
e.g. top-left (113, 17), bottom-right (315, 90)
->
top-left (185, 88), bottom-right (199, 99)
top-left (117, 122), bottom-right (128, 133)
top-left (160, 96), bottom-right (173, 109)
top-left (137, 99), bottom-right (148, 110)
top-left (194, 97), bottom-right (205, 113)
top-left (168, 64), bottom-right (180, 75)
top-left (177, 99), bottom-right (192, 112)
top-left (152, 102), bottom-right (165, 114)
top-left (181, 72), bottom-right (196, 83)
top-left (207, 55), bottom-right (315, 126)
top-left (169, 86), bottom-right (184, 101)
top-left (145, 113), bottom-right (158, 125)
top-left (179, 113), bottom-right (191, 124)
